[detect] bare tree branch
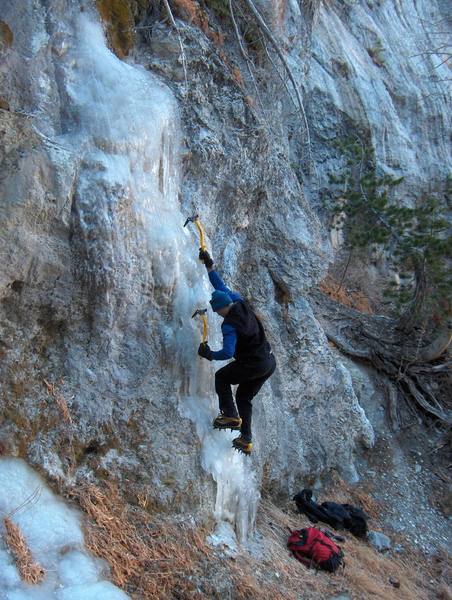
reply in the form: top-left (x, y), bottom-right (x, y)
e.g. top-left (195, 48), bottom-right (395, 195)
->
top-left (162, 0), bottom-right (188, 87)
top-left (228, 0), bottom-right (269, 121)
top-left (241, 0), bottom-right (312, 168)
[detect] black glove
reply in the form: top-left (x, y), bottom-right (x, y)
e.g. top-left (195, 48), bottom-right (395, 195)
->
top-left (198, 342), bottom-right (213, 360)
top-left (199, 248), bottom-right (214, 269)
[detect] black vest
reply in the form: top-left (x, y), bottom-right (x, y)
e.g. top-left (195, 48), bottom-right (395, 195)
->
top-left (223, 300), bottom-right (271, 363)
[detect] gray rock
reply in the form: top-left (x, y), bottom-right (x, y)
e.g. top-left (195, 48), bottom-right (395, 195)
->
top-left (368, 530), bottom-right (392, 552)
top-left (0, 0), bottom-right (374, 520)
top-left (0, 0), bottom-right (449, 556)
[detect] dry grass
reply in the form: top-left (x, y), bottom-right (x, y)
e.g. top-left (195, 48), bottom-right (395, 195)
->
top-left (322, 473), bottom-right (382, 520)
top-left (344, 539), bottom-right (429, 599)
top-left (69, 481), bottom-right (449, 599)
top-left (231, 66), bottom-right (244, 87)
top-left (3, 517), bottom-right (45, 584)
top-left (71, 481), bottom-right (212, 598)
top-left (43, 378), bottom-right (73, 425)
top-left (136, 492), bottom-right (149, 510)
top-left (319, 274), bottom-right (373, 313)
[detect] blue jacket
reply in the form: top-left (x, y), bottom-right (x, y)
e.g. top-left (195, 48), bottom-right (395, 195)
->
top-left (208, 271), bottom-right (241, 360)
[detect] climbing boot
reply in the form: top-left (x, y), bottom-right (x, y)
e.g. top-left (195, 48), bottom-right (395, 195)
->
top-left (213, 413), bottom-right (242, 431)
top-left (232, 435), bottom-right (253, 456)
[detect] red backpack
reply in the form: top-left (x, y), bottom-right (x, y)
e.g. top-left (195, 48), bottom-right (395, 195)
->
top-left (288, 527), bottom-right (344, 572)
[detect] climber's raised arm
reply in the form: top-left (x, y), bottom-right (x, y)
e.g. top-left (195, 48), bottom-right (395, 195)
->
top-left (199, 249), bottom-right (241, 301)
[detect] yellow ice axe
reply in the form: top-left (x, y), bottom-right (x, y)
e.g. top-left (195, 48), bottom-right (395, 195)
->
top-left (192, 308), bottom-right (208, 344)
top-left (183, 214), bottom-right (207, 252)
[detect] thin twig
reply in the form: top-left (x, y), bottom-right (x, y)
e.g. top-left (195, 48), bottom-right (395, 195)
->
top-left (6, 486), bottom-right (42, 519)
top-left (262, 37), bottom-right (296, 108)
top-left (162, 0), bottom-right (188, 87)
top-left (229, 0), bottom-right (268, 122)
top-left (241, 0), bottom-right (312, 168)
top-left (336, 248), bottom-right (353, 294)
top-left (434, 55), bottom-right (452, 68)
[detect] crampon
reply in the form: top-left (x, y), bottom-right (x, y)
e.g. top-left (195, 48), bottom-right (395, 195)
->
top-left (213, 413), bottom-right (242, 431)
top-left (232, 435), bottom-right (252, 455)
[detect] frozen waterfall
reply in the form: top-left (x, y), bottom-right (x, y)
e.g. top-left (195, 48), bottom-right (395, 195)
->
top-left (66, 13), bottom-right (259, 546)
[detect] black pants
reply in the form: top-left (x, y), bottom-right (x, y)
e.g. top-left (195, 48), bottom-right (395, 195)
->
top-left (215, 354), bottom-right (276, 441)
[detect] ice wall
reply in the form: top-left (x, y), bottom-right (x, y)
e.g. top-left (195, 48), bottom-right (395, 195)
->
top-left (65, 14), bottom-right (259, 544)
top-left (0, 458), bottom-right (128, 600)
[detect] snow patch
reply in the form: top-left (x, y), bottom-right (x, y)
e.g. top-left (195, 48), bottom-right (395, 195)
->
top-left (0, 458), bottom-right (129, 600)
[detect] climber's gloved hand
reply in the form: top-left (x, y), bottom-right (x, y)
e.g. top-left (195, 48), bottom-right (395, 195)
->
top-left (199, 248), bottom-right (214, 269)
top-left (198, 342), bottom-right (213, 361)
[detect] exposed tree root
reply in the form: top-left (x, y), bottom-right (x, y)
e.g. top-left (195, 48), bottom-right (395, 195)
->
top-left (312, 291), bottom-right (452, 425)
top-left (229, 0), bottom-right (268, 120)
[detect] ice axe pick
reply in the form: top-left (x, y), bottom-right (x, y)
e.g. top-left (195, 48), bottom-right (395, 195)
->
top-left (183, 214), bottom-right (207, 252)
top-left (192, 308), bottom-right (208, 344)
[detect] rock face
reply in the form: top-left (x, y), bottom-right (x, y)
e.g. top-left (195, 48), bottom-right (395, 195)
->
top-left (308, 0), bottom-right (451, 202)
top-left (0, 0), bottom-right (449, 543)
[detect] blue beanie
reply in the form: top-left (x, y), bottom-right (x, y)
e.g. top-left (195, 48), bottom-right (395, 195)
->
top-left (210, 290), bottom-right (232, 311)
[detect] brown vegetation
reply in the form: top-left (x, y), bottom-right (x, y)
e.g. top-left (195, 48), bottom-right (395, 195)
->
top-left (0, 20), bottom-right (14, 49)
top-left (3, 517), bottom-right (45, 584)
top-left (43, 379), bottom-right (73, 425)
top-left (231, 66), bottom-right (244, 87)
top-left (172, 0), bottom-right (224, 47)
top-left (319, 274), bottom-right (373, 314)
top-left (96, 0), bottom-right (135, 58)
top-left (68, 480), bottom-right (450, 599)
top-left (71, 481), bottom-right (214, 598)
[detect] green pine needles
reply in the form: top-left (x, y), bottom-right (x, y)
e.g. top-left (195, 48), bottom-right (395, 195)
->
top-left (327, 136), bottom-right (451, 325)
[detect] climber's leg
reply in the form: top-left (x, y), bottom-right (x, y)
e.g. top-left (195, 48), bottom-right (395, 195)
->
top-left (213, 361), bottom-right (244, 430)
top-left (235, 354), bottom-right (276, 443)
top-left (232, 355), bottom-right (276, 454)
top-left (214, 356), bottom-right (276, 439)
top-left (235, 380), bottom-right (259, 441)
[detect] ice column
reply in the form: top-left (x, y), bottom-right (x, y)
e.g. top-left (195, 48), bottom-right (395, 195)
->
top-left (66, 13), bottom-right (259, 546)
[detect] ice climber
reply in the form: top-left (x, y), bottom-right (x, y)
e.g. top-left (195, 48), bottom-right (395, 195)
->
top-left (197, 249), bottom-right (276, 455)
